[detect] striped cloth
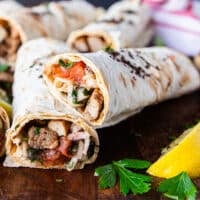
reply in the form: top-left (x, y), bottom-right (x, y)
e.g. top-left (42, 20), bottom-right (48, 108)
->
top-left (144, 0), bottom-right (200, 56)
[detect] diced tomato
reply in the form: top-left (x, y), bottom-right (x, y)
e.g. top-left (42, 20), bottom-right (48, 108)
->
top-left (51, 61), bottom-right (85, 84)
top-left (57, 137), bottom-right (72, 158)
top-left (69, 61), bottom-right (85, 83)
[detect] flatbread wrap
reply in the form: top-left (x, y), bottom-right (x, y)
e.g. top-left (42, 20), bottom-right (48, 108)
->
top-left (0, 0), bottom-right (23, 14)
top-left (0, 102), bottom-right (10, 156)
top-left (4, 38), bottom-right (99, 171)
top-left (67, 0), bottom-right (153, 52)
top-left (43, 48), bottom-right (200, 128)
top-left (0, 0), bottom-right (97, 65)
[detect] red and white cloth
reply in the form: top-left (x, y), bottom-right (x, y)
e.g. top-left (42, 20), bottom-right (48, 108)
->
top-left (144, 0), bottom-right (200, 56)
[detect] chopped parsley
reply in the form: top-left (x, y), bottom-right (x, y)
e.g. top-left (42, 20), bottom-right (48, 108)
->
top-left (59, 59), bottom-right (73, 68)
top-left (0, 64), bottom-right (8, 72)
top-left (27, 148), bottom-right (42, 162)
top-left (34, 127), bottom-right (40, 135)
top-left (103, 46), bottom-right (115, 53)
top-left (83, 88), bottom-right (92, 96)
top-left (72, 89), bottom-right (78, 104)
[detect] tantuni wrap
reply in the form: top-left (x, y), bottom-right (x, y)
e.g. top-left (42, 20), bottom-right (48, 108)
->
top-left (67, 0), bottom-right (153, 52)
top-left (0, 101), bottom-right (10, 156)
top-left (4, 38), bottom-right (99, 171)
top-left (0, 0), bottom-right (97, 65)
top-left (43, 48), bottom-right (200, 128)
top-left (0, 65), bottom-right (12, 156)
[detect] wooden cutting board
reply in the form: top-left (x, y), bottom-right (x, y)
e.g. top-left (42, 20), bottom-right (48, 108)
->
top-left (0, 90), bottom-right (200, 200)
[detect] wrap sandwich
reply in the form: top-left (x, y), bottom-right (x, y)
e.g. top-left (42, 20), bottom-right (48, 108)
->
top-left (4, 38), bottom-right (99, 171)
top-left (0, 101), bottom-right (10, 156)
top-left (194, 54), bottom-right (200, 70)
top-left (43, 48), bottom-right (200, 128)
top-left (0, 0), bottom-right (23, 14)
top-left (0, 0), bottom-right (97, 65)
top-left (67, 0), bottom-right (153, 52)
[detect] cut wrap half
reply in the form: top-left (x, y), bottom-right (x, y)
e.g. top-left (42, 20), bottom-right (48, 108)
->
top-left (0, 0), bottom-right (23, 14)
top-left (43, 48), bottom-right (200, 128)
top-left (67, 0), bottom-right (153, 52)
top-left (0, 0), bottom-right (97, 65)
top-left (4, 38), bottom-right (99, 171)
top-left (0, 102), bottom-right (10, 156)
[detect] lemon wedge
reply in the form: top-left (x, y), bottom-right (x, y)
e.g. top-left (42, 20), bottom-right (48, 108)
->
top-left (147, 122), bottom-right (200, 178)
top-left (0, 99), bottom-right (12, 119)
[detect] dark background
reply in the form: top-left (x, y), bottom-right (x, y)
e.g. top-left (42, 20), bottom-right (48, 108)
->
top-left (17, 0), bottom-right (116, 8)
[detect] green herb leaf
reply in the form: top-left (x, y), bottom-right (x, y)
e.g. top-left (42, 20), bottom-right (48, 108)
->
top-left (0, 64), bottom-right (8, 72)
top-left (34, 127), bottom-right (40, 135)
top-left (72, 89), bottom-right (78, 104)
top-left (154, 37), bottom-right (165, 46)
top-left (83, 88), bottom-right (92, 96)
top-left (59, 59), bottom-right (73, 68)
top-left (103, 46), bottom-right (115, 53)
top-left (114, 161), bottom-right (151, 195)
top-left (116, 159), bottom-right (151, 169)
top-left (95, 164), bottom-right (117, 189)
top-left (158, 172), bottom-right (197, 200)
top-left (27, 148), bottom-right (41, 162)
top-left (95, 159), bottom-right (152, 196)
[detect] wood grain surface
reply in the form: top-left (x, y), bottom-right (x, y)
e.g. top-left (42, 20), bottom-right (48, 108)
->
top-left (0, 90), bottom-right (200, 200)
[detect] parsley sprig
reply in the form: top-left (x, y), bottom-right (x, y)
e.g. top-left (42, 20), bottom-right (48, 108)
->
top-left (158, 172), bottom-right (197, 200)
top-left (95, 159), bottom-right (152, 195)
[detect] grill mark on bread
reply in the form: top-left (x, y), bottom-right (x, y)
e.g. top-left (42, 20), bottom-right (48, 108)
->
top-left (179, 74), bottom-right (190, 87)
top-left (108, 50), bottom-right (150, 79)
top-left (97, 18), bottom-right (124, 24)
top-left (122, 10), bottom-right (137, 14)
top-left (119, 73), bottom-right (127, 87)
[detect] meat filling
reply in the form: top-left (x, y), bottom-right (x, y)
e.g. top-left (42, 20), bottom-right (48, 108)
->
top-left (28, 127), bottom-right (59, 149)
top-left (45, 60), bottom-right (104, 121)
top-left (72, 35), bottom-right (107, 53)
top-left (0, 19), bottom-right (22, 63)
top-left (20, 120), bottom-right (96, 167)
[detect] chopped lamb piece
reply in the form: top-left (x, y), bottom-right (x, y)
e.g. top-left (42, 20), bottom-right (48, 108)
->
top-left (84, 89), bottom-right (103, 120)
top-left (28, 127), bottom-right (58, 149)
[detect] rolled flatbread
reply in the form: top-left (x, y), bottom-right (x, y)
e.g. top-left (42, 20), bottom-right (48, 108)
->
top-left (0, 103), bottom-right (10, 156)
top-left (4, 38), bottom-right (99, 171)
top-left (43, 48), bottom-right (200, 128)
top-left (0, 83), bottom-right (11, 156)
top-left (194, 54), bottom-right (200, 70)
top-left (0, 0), bottom-right (23, 14)
top-left (67, 0), bottom-right (153, 52)
top-left (0, 0), bottom-right (97, 65)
